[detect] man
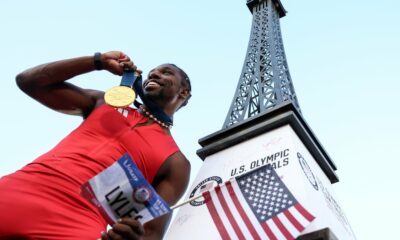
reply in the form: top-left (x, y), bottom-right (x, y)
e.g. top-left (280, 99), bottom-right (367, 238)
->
top-left (0, 51), bottom-right (191, 239)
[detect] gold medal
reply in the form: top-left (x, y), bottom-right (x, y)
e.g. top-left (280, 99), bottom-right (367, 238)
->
top-left (104, 86), bottom-right (136, 108)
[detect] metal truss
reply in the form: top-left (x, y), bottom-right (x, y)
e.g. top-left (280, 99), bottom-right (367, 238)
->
top-left (223, 0), bottom-right (300, 128)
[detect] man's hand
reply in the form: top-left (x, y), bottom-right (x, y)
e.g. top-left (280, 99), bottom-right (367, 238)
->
top-left (100, 218), bottom-right (145, 240)
top-left (100, 51), bottom-right (143, 76)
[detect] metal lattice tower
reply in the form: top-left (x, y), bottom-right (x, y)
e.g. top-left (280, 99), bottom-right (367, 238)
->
top-left (223, 0), bottom-right (301, 128)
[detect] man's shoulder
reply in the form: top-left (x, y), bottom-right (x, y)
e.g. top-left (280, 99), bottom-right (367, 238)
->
top-left (166, 151), bottom-right (190, 170)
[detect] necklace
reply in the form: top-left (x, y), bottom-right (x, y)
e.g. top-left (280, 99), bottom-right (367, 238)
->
top-left (139, 105), bottom-right (172, 129)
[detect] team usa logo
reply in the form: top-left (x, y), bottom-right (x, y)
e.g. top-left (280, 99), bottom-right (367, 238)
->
top-left (189, 176), bottom-right (223, 206)
top-left (297, 152), bottom-right (319, 191)
top-left (133, 187), bottom-right (151, 203)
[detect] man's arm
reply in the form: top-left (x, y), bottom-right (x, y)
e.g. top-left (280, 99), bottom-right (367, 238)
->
top-left (103, 151), bottom-right (191, 240)
top-left (16, 51), bottom-right (139, 117)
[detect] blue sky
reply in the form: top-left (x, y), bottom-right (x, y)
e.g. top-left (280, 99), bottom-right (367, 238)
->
top-left (1, 1), bottom-right (399, 239)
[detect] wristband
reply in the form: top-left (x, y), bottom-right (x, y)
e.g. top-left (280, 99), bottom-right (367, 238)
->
top-left (94, 52), bottom-right (103, 70)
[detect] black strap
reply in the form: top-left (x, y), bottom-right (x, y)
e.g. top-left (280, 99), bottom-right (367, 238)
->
top-left (94, 52), bottom-right (103, 70)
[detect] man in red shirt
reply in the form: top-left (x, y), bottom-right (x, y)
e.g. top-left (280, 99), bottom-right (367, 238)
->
top-left (0, 51), bottom-right (192, 240)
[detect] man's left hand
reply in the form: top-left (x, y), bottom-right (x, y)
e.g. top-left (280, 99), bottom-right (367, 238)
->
top-left (100, 218), bottom-right (145, 240)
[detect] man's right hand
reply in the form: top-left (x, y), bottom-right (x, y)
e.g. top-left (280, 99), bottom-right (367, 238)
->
top-left (100, 51), bottom-right (143, 76)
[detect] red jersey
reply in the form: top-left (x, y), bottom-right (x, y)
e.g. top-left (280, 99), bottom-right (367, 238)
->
top-left (0, 104), bottom-right (179, 239)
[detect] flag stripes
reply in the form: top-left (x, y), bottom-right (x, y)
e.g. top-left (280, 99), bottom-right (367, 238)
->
top-left (203, 191), bottom-right (231, 240)
top-left (226, 181), bottom-right (261, 240)
top-left (215, 186), bottom-right (246, 239)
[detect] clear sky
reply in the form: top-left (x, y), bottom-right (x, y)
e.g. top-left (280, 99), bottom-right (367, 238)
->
top-left (1, 1), bottom-right (399, 239)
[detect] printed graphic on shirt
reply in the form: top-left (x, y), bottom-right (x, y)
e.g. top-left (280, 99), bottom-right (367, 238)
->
top-left (116, 107), bottom-right (129, 118)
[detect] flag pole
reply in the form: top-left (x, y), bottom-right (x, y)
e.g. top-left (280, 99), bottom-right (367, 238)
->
top-left (171, 194), bottom-right (203, 210)
top-left (171, 179), bottom-right (234, 210)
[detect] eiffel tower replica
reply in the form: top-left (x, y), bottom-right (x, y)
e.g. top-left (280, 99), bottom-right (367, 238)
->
top-left (223, 0), bottom-right (300, 128)
top-left (166, 1), bottom-right (355, 239)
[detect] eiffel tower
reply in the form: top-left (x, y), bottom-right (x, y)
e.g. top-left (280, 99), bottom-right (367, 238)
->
top-left (224, 0), bottom-right (300, 128)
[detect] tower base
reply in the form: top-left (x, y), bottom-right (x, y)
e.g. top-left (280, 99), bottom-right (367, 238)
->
top-left (166, 102), bottom-right (355, 239)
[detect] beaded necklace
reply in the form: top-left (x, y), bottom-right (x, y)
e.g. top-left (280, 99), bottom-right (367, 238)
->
top-left (139, 105), bottom-right (172, 129)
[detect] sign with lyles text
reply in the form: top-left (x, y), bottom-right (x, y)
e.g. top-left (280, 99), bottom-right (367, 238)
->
top-left (81, 153), bottom-right (170, 225)
top-left (166, 124), bottom-right (356, 239)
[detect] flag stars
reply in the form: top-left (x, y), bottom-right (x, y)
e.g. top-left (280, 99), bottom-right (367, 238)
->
top-left (235, 166), bottom-right (303, 224)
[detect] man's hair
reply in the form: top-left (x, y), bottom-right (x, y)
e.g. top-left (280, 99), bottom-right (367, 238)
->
top-left (168, 64), bottom-right (192, 109)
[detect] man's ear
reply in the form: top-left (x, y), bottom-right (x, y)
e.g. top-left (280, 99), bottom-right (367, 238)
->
top-left (179, 89), bottom-right (190, 100)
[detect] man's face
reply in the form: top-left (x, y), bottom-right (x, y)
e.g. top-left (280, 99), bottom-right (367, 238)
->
top-left (142, 64), bottom-right (183, 104)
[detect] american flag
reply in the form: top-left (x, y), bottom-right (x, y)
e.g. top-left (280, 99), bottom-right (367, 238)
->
top-left (202, 164), bottom-right (315, 240)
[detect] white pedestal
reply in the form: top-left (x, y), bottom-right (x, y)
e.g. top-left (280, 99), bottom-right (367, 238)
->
top-left (166, 103), bottom-right (355, 240)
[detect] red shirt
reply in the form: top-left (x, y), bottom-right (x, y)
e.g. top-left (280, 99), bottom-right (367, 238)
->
top-left (0, 104), bottom-right (179, 239)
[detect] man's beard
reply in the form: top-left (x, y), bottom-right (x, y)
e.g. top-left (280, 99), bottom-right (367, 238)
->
top-left (143, 90), bottom-right (174, 106)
